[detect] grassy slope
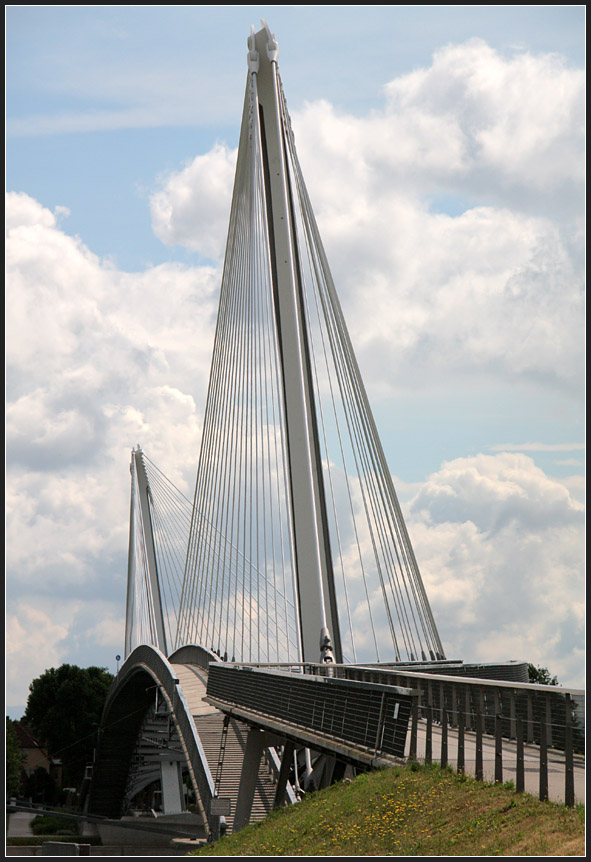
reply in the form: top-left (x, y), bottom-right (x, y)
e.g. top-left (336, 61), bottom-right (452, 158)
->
top-left (189, 762), bottom-right (585, 857)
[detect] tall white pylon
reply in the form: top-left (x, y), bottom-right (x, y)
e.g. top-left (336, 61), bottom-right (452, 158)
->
top-left (175, 22), bottom-right (445, 666)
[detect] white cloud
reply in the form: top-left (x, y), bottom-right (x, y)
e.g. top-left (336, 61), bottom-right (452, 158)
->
top-left (6, 36), bottom-right (584, 702)
top-left (150, 145), bottom-right (236, 259)
top-left (6, 606), bottom-right (70, 707)
top-left (292, 43), bottom-right (584, 392)
top-left (382, 39), bottom-right (584, 195)
top-left (5, 192), bottom-right (220, 705)
top-left (6, 190), bottom-right (219, 478)
top-left (147, 40), bottom-right (584, 393)
top-left (406, 453), bottom-right (584, 687)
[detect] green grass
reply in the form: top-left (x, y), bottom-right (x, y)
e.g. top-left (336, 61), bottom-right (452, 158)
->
top-left (189, 763), bottom-right (585, 856)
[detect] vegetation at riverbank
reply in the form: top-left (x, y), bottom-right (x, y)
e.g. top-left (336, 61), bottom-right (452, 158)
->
top-left (189, 762), bottom-right (584, 856)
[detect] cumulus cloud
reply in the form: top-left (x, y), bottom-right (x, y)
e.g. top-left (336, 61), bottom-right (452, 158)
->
top-left (5, 192), bottom-right (221, 703)
top-left (6, 191), bottom-right (219, 478)
top-left (6, 605), bottom-right (70, 708)
top-left (382, 40), bottom-right (584, 196)
top-left (6, 37), bottom-right (584, 704)
top-left (148, 40), bottom-right (584, 394)
top-left (406, 453), bottom-right (584, 687)
top-left (291, 43), bottom-right (584, 392)
top-left (150, 144), bottom-right (236, 259)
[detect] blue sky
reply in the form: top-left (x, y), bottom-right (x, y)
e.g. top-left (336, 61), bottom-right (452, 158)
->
top-left (6, 5), bottom-right (585, 272)
top-left (6, 6), bottom-right (585, 712)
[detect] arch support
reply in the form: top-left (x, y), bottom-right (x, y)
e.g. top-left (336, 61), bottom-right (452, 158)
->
top-left (89, 645), bottom-right (214, 829)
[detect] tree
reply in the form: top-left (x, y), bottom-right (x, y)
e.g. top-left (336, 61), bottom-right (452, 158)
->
top-left (528, 663), bottom-right (559, 686)
top-left (24, 664), bottom-right (114, 789)
top-left (6, 717), bottom-right (25, 797)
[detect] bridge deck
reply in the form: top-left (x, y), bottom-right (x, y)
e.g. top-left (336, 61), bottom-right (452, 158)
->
top-left (409, 720), bottom-right (585, 805)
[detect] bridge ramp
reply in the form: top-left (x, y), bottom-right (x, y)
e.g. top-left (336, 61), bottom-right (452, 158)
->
top-left (172, 663), bottom-right (277, 832)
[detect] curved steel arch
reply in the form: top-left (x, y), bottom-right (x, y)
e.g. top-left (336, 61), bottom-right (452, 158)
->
top-left (88, 644), bottom-right (215, 825)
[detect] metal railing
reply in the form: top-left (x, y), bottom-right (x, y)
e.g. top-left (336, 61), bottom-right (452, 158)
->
top-left (206, 664), bottom-right (415, 764)
top-left (207, 661), bottom-right (584, 806)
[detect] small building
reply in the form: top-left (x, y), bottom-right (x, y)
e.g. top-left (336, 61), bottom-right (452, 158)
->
top-left (12, 721), bottom-right (51, 778)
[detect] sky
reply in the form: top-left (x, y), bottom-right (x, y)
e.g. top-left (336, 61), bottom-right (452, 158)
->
top-left (5, 5), bottom-right (585, 715)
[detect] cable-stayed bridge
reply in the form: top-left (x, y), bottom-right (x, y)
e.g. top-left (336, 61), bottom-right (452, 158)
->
top-left (87, 23), bottom-right (583, 845)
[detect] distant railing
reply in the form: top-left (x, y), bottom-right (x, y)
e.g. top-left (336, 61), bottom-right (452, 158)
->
top-left (210, 661), bottom-right (584, 807)
top-left (347, 665), bottom-right (583, 807)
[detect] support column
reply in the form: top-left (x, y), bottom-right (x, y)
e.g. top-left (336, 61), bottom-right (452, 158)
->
top-left (251, 23), bottom-right (341, 663)
top-left (234, 728), bottom-right (280, 831)
top-left (273, 741), bottom-right (295, 809)
top-left (159, 752), bottom-right (185, 815)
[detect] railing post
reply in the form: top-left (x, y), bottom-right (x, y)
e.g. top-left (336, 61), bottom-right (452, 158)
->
top-left (564, 693), bottom-right (575, 807)
top-left (509, 690), bottom-right (517, 739)
top-left (545, 697), bottom-right (553, 749)
top-left (474, 709), bottom-right (484, 781)
top-left (441, 705), bottom-right (448, 769)
top-left (494, 713), bottom-right (503, 784)
top-left (526, 691), bottom-right (534, 743)
top-left (374, 693), bottom-right (386, 756)
top-left (457, 691), bottom-right (465, 775)
top-left (539, 716), bottom-right (549, 802)
top-left (515, 716), bottom-right (524, 794)
top-left (425, 681), bottom-right (433, 764)
top-left (409, 692), bottom-right (418, 761)
top-left (493, 689), bottom-right (501, 738)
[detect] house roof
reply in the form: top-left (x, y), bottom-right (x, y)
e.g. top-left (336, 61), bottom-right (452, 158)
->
top-left (11, 721), bottom-right (47, 752)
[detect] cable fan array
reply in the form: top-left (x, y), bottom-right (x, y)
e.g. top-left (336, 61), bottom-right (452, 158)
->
top-left (278, 81), bottom-right (444, 663)
top-left (172, 49), bottom-right (444, 666)
top-left (174, 72), bottom-right (301, 662)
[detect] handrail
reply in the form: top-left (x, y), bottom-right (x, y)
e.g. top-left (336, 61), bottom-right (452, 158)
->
top-left (206, 663), bottom-right (416, 765)
top-left (223, 660), bottom-right (584, 696)
top-left (205, 661), bottom-right (584, 807)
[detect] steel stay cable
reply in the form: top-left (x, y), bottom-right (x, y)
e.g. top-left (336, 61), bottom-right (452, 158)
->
top-left (210, 177), bottom-right (250, 656)
top-left (253, 85), bottom-right (296, 659)
top-left (284, 127), bottom-right (401, 660)
top-left (292, 148), bottom-right (430, 660)
top-left (277, 96), bottom-right (386, 656)
top-left (214, 147), bottom-right (252, 659)
top-left (182, 80), bottom-right (256, 649)
top-left (195, 117), bottom-right (252, 653)
top-left (206, 171), bottom-right (249, 652)
top-left (279, 80), bottom-right (391, 660)
top-left (176, 178), bottom-right (239, 645)
top-left (287, 162), bottom-right (360, 662)
top-left (284, 104), bottom-right (424, 664)
top-left (302, 207), bottom-right (441, 656)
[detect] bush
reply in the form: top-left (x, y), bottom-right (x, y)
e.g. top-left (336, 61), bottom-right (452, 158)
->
top-left (30, 815), bottom-right (78, 836)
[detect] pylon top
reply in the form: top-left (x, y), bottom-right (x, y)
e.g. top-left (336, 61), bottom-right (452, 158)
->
top-left (248, 20), bottom-right (278, 70)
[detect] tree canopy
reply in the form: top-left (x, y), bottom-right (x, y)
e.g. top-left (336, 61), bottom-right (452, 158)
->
top-left (6, 717), bottom-right (25, 797)
top-left (527, 663), bottom-right (559, 686)
top-left (24, 664), bottom-right (114, 787)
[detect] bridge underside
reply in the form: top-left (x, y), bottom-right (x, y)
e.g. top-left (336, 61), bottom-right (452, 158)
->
top-left (88, 645), bottom-right (291, 838)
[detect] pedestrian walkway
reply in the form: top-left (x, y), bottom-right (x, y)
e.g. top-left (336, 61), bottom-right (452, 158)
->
top-left (6, 810), bottom-right (35, 839)
top-left (408, 720), bottom-right (585, 805)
